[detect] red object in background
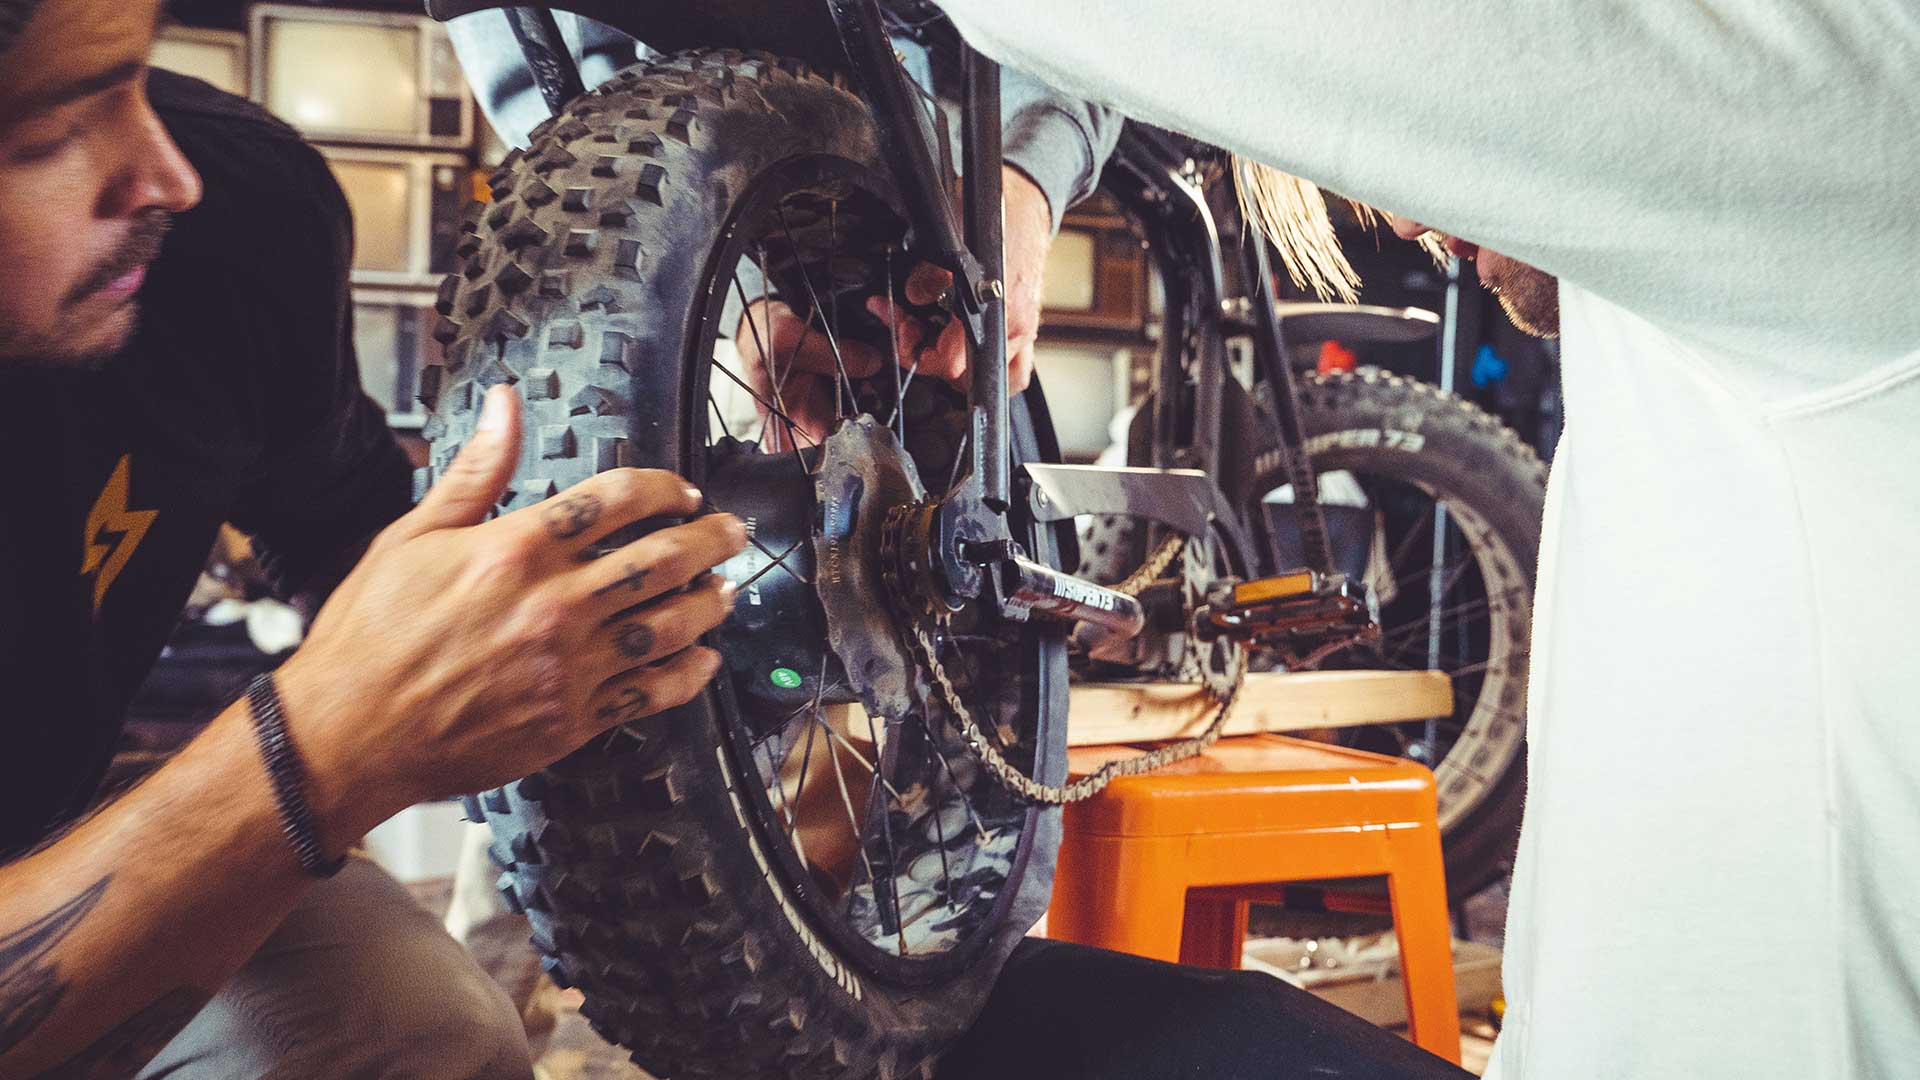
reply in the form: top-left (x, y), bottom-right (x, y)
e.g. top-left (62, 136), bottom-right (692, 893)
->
top-left (1318, 341), bottom-right (1358, 374)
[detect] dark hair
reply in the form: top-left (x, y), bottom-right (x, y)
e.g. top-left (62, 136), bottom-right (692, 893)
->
top-left (0, 0), bottom-right (42, 60)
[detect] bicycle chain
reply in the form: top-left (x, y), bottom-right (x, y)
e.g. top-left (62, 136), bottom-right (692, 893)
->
top-left (900, 530), bottom-right (1250, 806)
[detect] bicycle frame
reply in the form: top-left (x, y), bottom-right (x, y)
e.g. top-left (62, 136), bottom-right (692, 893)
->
top-left (428, 0), bottom-right (1339, 640)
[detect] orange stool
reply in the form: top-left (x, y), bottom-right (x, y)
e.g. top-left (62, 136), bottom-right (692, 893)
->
top-left (1050, 734), bottom-right (1462, 1063)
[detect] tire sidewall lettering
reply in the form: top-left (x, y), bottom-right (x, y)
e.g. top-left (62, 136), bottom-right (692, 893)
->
top-left (1302, 428), bottom-right (1427, 456)
top-left (715, 743), bottom-right (865, 1002)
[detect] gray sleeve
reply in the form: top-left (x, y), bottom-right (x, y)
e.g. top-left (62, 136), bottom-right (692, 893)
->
top-left (446, 11), bottom-right (646, 149)
top-left (1000, 67), bottom-right (1122, 233)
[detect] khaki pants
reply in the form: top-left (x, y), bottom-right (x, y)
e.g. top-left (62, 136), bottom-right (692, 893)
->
top-left (140, 854), bottom-right (533, 1079)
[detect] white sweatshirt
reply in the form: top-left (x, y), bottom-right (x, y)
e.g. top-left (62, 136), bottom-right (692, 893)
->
top-left (933, 3), bottom-right (1920, 1077)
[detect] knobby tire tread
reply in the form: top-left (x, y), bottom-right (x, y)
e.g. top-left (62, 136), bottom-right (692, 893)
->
top-left (420, 52), bottom-right (1043, 1080)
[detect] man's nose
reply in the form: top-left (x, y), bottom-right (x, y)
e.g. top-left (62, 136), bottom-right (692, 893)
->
top-left (100, 92), bottom-right (201, 220)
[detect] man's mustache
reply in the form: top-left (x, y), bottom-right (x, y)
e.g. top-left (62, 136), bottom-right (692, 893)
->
top-left (64, 210), bottom-right (172, 304)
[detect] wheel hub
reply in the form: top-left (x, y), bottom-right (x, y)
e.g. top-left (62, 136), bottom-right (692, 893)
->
top-left (707, 417), bottom-right (932, 729)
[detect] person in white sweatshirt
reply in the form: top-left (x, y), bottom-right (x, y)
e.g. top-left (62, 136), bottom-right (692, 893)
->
top-left (930, 2), bottom-right (1920, 1078)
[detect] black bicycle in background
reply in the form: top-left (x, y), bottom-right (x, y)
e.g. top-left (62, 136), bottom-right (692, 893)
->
top-left (418, 1), bottom-right (1544, 1075)
top-left (1086, 127), bottom-right (1545, 913)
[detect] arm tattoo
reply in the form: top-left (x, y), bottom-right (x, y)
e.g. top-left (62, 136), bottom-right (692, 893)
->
top-left (34, 988), bottom-right (204, 1079)
top-left (0, 877), bottom-right (109, 1057)
top-left (612, 622), bottom-right (657, 659)
top-left (591, 564), bottom-right (652, 598)
top-left (1, 877), bottom-right (205, 1078)
top-left (540, 493), bottom-right (603, 539)
top-left (595, 685), bottom-right (653, 726)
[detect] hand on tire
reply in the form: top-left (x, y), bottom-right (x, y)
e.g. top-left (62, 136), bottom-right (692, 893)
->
top-left (733, 166), bottom-right (1052, 449)
top-left (274, 386), bottom-right (748, 843)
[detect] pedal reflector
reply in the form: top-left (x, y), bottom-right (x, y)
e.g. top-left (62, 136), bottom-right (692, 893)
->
top-left (1233, 570), bottom-right (1316, 607)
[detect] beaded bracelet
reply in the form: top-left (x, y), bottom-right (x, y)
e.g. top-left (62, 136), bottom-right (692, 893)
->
top-left (246, 673), bottom-right (347, 878)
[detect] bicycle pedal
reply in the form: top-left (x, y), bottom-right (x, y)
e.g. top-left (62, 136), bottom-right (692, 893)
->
top-left (1198, 570), bottom-right (1378, 646)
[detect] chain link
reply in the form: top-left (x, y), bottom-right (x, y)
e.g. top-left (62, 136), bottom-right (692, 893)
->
top-left (1115, 532), bottom-right (1187, 596)
top-left (910, 531), bottom-right (1249, 806)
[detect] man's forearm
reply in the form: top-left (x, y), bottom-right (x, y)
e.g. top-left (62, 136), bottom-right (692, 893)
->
top-left (0, 702), bottom-right (368, 1076)
top-left (1001, 66), bottom-right (1122, 234)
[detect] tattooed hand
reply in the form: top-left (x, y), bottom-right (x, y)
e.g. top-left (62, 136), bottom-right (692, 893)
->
top-left (273, 387), bottom-right (748, 844)
top-left (540, 492), bottom-right (603, 540)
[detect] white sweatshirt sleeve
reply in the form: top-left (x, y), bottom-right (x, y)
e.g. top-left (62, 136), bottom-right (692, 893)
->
top-left (934, 0), bottom-right (1920, 377)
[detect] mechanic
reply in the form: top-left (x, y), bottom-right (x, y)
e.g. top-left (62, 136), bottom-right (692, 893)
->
top-left (931, 1), bottom-right (1920, 1077)
top-left (0, 0), bottom-right (749, 1072)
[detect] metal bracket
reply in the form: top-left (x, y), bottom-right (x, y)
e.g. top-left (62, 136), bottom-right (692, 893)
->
top-left (1021, 463), bottom-right (1242, 540)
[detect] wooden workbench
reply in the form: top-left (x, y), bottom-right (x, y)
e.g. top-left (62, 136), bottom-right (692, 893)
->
top-left (1066, 670), bottom-right (1451, 746)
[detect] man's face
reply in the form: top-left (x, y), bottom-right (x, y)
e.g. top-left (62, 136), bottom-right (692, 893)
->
top-left (0, 0), bottom-right (200, 366)
top-left (1389, 217), bottom-right (1559, 338)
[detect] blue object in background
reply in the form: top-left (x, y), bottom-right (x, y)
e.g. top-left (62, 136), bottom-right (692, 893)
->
top-left (1472, 343), bottom-right (1509, 387)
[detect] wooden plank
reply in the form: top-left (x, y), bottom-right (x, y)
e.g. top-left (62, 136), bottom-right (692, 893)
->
top-left (1066, 670), bottom-right (1452, 747)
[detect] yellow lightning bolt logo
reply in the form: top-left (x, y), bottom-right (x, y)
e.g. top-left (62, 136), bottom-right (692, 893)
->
top-left (80, 455), bottom-right (159, 617)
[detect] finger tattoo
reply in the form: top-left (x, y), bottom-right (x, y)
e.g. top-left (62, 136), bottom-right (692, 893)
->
top-left (614, 621), bottom-right (657, 659)
top-left (596, 684), bottom-right (652, 725)
top-left (542, 493), bottom-right (604, 539)
top-left (592, 563), bottom-right (652, 597)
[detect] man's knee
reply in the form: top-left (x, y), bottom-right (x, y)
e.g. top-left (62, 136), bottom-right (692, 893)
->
top-left (143, 856), bottom-right (533, 1079)
top-left (357, 923), bottom-right (532, 1080)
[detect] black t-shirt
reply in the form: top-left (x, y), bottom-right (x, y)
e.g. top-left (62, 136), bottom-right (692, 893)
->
top-left (0, 71), bottom-right (412, 857)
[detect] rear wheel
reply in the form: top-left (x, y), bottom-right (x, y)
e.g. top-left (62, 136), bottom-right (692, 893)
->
top-left (423, 51), bottom-right (1066, 1079)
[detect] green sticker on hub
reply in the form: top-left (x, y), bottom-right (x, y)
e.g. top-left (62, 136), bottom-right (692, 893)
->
top-left (769, 667), bottom-right (803, 690)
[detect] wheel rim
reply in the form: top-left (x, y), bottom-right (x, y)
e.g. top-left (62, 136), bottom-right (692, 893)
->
top-left (684, 154), bottom-right (1047, 984)
top-left (1261, 467), bottom-right (1530, 833)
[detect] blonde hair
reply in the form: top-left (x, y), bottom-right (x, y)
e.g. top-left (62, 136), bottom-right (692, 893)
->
top-left (1233, 159), bottom-right (1448, 302)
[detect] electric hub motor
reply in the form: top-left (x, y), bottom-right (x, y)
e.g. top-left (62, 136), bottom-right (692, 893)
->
top-left (707, 416), bottom-right (931, 734)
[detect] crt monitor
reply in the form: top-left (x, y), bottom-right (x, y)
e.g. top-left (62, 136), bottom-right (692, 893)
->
top-left (150, 26), bottom-right (247, 96)
top-left (318, 146), bottom-right (469, 289)
top-left (250, 5), bottom-right (472, 150)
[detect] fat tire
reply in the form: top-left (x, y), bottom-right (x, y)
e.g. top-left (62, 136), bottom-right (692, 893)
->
top-left (1256, 369), bottom-right (1547, 900)
top-left (421, 51), bottom-right (1064, 1079)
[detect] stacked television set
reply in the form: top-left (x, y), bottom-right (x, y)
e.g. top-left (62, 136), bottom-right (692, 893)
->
top-left (154, 8), bottom-right (482, 430)
top-left (255, 4), bottom-right (477, 430)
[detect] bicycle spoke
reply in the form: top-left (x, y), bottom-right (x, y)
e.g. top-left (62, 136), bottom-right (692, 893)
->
top-left (1381, 501), bottom-right (1435, 576)
top-left (1445, 656), bottom-right (1508, 679)
top-left (1378, 586), bottom-right (1522, 647)
top-left (1386, 554), bottom-right (1474, 600)
top-left (884, 248), bottom-right (906, 442)
top-left (762, 733), bottom-right (799, 833)
top-left (710, 354), bottom-right (820, 449)
top-left (856, 707), bottom-right (913, 945)
top-left (707, 392), bottom-right (737, 442)
top-left (731, 269), bottom-right (813, 475)
top-left (777, 203), bottom-right (858, 413)
top-left (829, 199), bottom-right (843, 393)
top-left (737, 536), bottom-right (812, 591)
top-left (772, 652), bottom-right (841, 865)
top-left (751, 243), bottom-right (821, 457)
top-left (810, 705), bottom-right (902, 949)
top-left (917, 711), bottom-right (989, 839)
top-left (908, 717), bottom-right (957, 908)
top-left (945, 425), bottom-right (972, 497)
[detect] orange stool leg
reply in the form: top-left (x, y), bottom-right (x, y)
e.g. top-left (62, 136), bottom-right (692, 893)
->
top-left (1385, 826), bottom-right (1462, 1064)
top-left (1051, 833), bottom-right (1192, 963)
top-left (1179, 891), bottom-right (1249, 969)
